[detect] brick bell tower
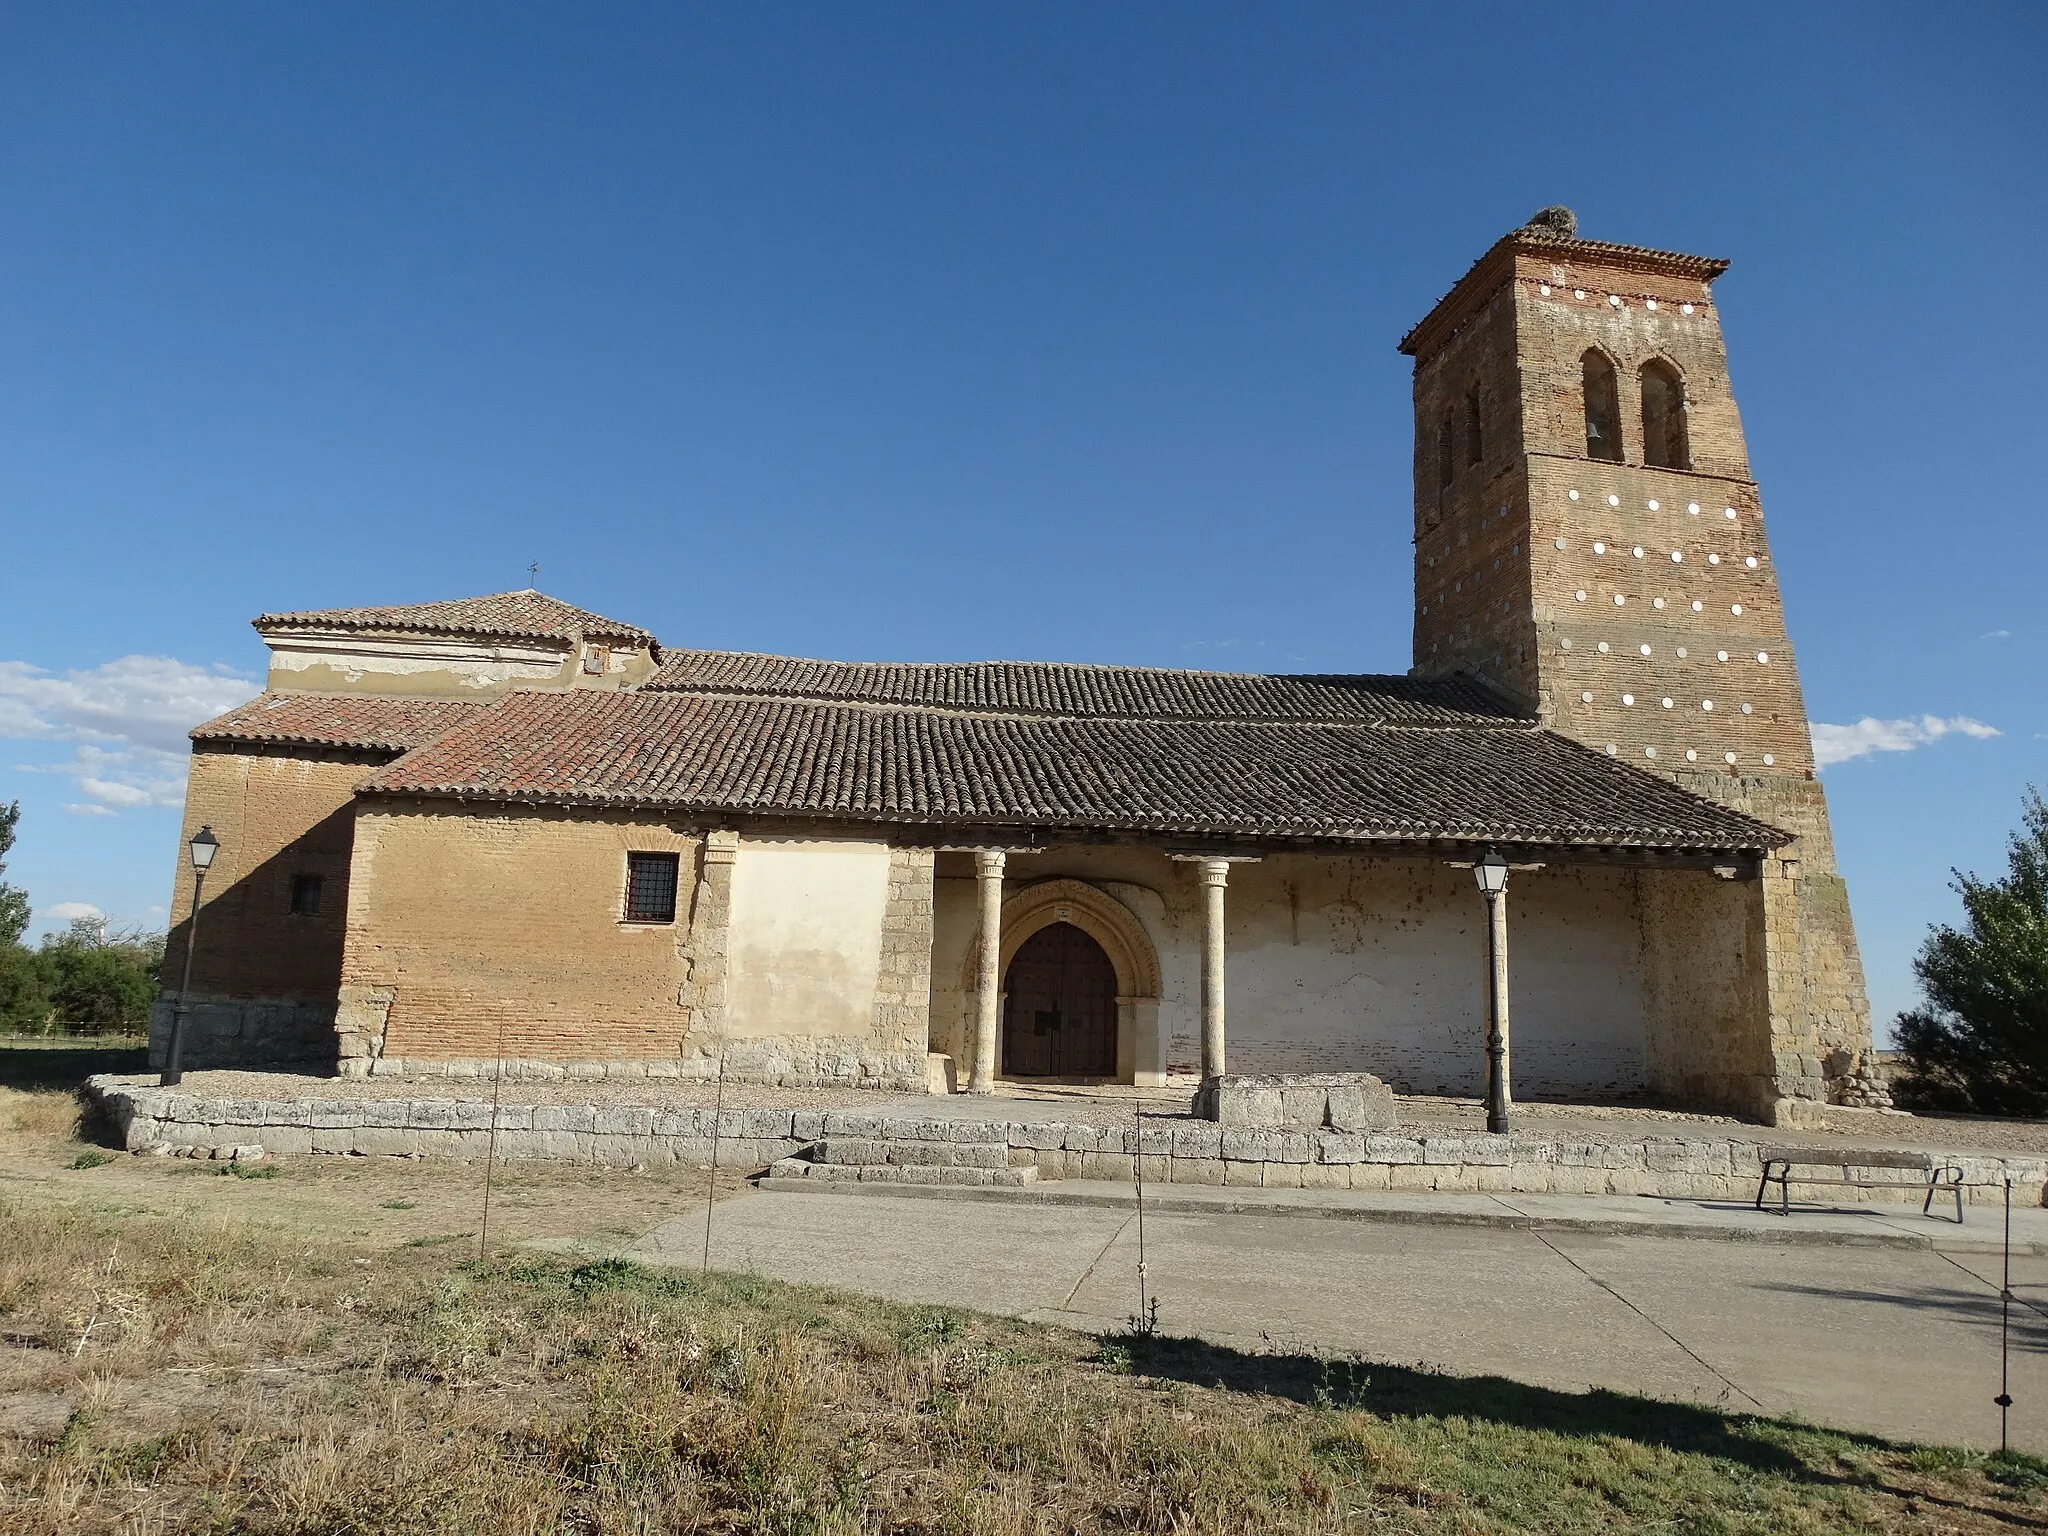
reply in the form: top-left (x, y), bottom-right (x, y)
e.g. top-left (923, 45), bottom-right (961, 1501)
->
top-left (1398, 207), bottom-right (1881, 1114)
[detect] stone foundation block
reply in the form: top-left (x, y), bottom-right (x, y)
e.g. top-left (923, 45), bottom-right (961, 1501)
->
top-left (1300, 1163), bottom-right (1351, 1190)
top-left (1318, 1134), bottom-right (1363, 1165)
top-left (1174, 1158), bottom-right (1226, 1185)
top-left (1170, 1124), bottom-right (1224, 1158)
top-left (1222, 1160), bottom-right (1264, 1188)
top-left (260, 1127), bottom-right (313, 1157)
top-left (1196, 1072), bottom-right (1396, 1132)
top-left (1262, 1162), bottom-right (1305, 1188)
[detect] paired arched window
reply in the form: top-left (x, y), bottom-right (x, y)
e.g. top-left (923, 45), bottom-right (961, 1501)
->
top-left (1464, 385), bottom-right (1484, 468)
top-left (1436, 410), bottom-right (1455, 490)
top-left (1640, 359), bottom-right (1690, 470)
top-left (1582, 350), bottom-right (1622, 462)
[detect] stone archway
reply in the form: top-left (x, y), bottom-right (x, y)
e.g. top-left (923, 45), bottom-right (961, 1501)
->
top-left (968, 878), bottom-right (1164, 1084)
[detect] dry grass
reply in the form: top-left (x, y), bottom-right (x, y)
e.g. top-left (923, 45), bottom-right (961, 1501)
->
top-left (4, 1064), bottom-right (2048, 1533)
top-left (1, 1201), bottom-right (2047, 1534)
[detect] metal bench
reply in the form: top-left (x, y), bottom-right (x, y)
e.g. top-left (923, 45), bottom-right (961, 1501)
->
top-left (1755, 1147), bottom-right (1965, 1223)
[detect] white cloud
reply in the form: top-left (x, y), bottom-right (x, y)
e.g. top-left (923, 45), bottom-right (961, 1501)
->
top-left (1811, 714), bottom-right (2001, 769)
top-left (1981, 629), bottom-right (2012, 639)
top-left (0, 655), bottom-right (256, 813)
top-left (42, 901), bottom-right (105, 924)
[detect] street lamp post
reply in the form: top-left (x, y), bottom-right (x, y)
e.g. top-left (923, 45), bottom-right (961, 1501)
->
top-left (161, 825), bottom-right (219, 1088)
top-left (1473, 849), bottom-right (1512, 1134)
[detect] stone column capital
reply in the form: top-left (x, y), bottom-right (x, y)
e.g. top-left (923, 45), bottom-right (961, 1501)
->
top-left (702, 830), bottom-right (741, 864)
top-left (973, 849), bottom-right (1008, 876)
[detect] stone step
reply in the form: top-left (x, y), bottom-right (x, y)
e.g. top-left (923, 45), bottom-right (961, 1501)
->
top-left (767, 1157), bottom-right (1038, 1188)
top-left (810, 1137), bottom-right (1014, 1169)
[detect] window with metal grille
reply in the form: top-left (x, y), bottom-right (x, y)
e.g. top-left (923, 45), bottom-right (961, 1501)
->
top-left (624, 852), bottom-right (680, 924)
top-left (289, 873), bottom-right (323, 916)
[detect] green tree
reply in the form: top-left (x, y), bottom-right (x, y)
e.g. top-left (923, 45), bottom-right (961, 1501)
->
top-left (0, 942), bottom-right (50, 1032)
top-left (37, 928), bottom-right (161, 1035)
top-left (0, 801), bottom-right (29, 947)
top-left (1895, 787), bottom-right (2048, 1114)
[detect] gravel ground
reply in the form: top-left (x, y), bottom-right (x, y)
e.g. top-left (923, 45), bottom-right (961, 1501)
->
top-left (105, 1069), bottom-right (2048, 1157)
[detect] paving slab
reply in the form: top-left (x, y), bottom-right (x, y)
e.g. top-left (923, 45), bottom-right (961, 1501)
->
top-left (753, 1175), bottom-right (2048, 1254)
top-left (623, 1182), bottom-right (2048, 1453)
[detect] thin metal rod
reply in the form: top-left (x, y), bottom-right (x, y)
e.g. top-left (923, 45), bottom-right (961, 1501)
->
top-left (1133, 1107), bottom-right (1149, 1328)
top-left (1998, 1178), bottom-right (2014, 1451)
top-left (477, 1013), bottom-right (509, 1262)
top-left (162, 870), bottom-right (205, 1087)
top-left (702, 1040), bottom-right (728, 1273)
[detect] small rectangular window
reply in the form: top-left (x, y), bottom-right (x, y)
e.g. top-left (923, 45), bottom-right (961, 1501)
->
top-left (289, 873), bottom-right (323, 916)
top-left (624, 852), bottom-right (679, 924)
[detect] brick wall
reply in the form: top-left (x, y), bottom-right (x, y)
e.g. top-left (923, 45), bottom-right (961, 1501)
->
top-left (342, 800), bottom-right (701, 1063)
top-left (1403, 234), bottom-right (1874, 1106)
top-left (151, 744), bottom-right (384, 1068)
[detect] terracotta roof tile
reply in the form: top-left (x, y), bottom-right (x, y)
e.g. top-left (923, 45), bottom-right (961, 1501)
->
top-left (253, 590), bottom-right (653, 644)
top-left (644, 650), bottom-right (1522, 726)
top-left (361, 688), bottom-right (1787, 853)
top-left (192, 693), bottom-right (492, 753)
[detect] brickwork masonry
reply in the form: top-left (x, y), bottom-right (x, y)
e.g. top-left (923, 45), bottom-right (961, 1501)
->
top-left (87, 1077), bottom-right (2041, 1207)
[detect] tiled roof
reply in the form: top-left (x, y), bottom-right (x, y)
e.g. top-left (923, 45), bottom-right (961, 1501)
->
top-left (361, 688), bottom-right (1787, 853)
top-left (192, 693), bottom-right (492, 753)
top-left (253, 590), bottom-right (654, 644)
top-left (1399, 221), bottom-right (1728, 356)
top-left (643, 650), bottom-right (1523, 727)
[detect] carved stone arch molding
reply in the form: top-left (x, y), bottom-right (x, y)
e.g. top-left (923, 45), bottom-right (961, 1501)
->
top-left (997, 878), bottom-right (1161, 1000)
top-left (953, 877), bottom-right (1167, 1085)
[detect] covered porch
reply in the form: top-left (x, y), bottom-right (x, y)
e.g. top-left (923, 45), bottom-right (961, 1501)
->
top-left (923, 838), bottom-right (1775, 1115)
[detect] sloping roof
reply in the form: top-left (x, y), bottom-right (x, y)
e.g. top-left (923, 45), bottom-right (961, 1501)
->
top-left (644, 650), bottom-right (1523, 727)
top-left (192, 693), bottom-right (493, 753)
top-left (359, 687), bottom-right (1787, 853)
top-left (1399, 221), bottom-right (1729, 357)
top-left (253, 590), bottom-right (654, 645)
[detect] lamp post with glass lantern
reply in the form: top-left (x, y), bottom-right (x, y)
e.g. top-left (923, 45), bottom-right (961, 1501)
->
top-left (162, 826), bottom-right (219, 1088)
top-left (1473, 849), bottom-right (1512, 1134)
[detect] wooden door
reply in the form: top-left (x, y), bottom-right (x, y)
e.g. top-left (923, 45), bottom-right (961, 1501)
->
top-left (1002, 921), bottom-right (1117, 1077)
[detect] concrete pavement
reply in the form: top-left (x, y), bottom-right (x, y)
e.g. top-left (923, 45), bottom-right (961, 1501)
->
top-left (602, 1181), bottom-right (2048, 1454)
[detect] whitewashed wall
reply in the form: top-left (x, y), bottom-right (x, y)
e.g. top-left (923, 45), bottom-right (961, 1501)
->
top-left (728, 839), bottom-right (893, 1039)
top-left (931, 845), bottom-right (1650, 1098)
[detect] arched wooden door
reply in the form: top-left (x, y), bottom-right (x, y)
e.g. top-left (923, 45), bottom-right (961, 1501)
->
top-left (1002, 921), bottom-right (1117, 1077)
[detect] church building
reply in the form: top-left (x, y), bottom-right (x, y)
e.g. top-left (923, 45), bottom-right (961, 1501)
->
top-left (156, 211), bottom-right (1874, 1122)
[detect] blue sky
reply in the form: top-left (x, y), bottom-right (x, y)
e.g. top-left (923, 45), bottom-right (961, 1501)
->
top-left (1, 3), bottom-right (2042, 1035)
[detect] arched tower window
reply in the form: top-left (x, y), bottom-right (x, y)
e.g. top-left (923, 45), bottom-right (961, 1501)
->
top-left (1640, 358), bottom-right (1690, 470)
top-left (1464, 385), bottom-right (1483, 467)
top-left (1436, 409), bottom-right (1455, 489)
top-left (1582, 350), bottom-right (1622, 462)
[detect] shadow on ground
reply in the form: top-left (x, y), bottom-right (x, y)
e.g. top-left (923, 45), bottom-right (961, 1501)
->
top-left (0, 1040), bottom-right (149, 1093)
top-left (1114, 1330), bottom-right (1879, 1478)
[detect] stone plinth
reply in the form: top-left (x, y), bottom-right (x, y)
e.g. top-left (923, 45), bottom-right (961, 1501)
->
top-left (1195, 1073), bottom-right (1397, 1133)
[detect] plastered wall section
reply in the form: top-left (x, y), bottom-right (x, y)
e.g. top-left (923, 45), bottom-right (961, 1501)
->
top-left (262, 628), bottom-right (659, 699)
top-left (933, 845), bottom-right (1668, 1099)
top-left (339, 801), bottom-right (702, 1065)
top-left (151, 745), bottom-right (377, 1069)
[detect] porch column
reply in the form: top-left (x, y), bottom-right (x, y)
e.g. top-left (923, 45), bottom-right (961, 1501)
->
top-left (1198, 858), bottom-right (1230, 1080)
top-left (968, 849), bottom-right (1006, 1093)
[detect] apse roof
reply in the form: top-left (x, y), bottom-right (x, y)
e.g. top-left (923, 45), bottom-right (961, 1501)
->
top-left (253, 590), bottom-right (655, 646)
